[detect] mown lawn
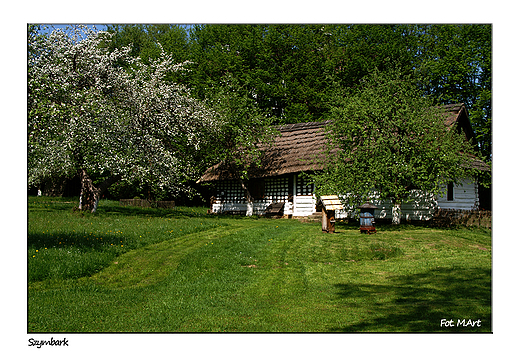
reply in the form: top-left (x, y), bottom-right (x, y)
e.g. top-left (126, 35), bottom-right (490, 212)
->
top-left (28, 197), bottom-right (491, 332)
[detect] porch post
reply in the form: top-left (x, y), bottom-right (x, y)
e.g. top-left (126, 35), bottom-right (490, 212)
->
top-left (293, 174), bottom-right (297, 216)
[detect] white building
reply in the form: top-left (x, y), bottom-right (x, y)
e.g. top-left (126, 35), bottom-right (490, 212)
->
top-left (198, 104), bottom-right (489, 221)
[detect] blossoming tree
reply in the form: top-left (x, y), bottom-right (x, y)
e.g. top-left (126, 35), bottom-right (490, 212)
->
top-left (28, 25), bottom-right (220, 212)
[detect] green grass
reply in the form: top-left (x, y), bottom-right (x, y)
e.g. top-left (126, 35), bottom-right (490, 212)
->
top-left (28, 197), bottom-right (491, 332)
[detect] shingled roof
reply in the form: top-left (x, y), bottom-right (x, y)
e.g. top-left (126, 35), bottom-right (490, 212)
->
top-left (440, 103), bottom-right (477, 144)
top-left (442, 103), bottom-right (467, 127)
top-left (198, 121), bottom-right (332, 182)
top-left (197, 103), bottom-right (489, 183)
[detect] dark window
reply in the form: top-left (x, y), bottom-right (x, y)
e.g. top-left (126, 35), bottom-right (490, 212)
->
top-left (296, 176), bottom-right (314, 196)
top-left (447, 182), bottom-right (454, 201)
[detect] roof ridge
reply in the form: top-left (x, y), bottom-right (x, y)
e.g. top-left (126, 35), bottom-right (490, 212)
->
top-left (438, 103), bottom-right (465, 112)
top-left (278, 120), bottom-right (332, 132)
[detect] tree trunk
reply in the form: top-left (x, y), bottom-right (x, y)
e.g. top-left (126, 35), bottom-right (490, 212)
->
top-left (392, 202), bottom-right (402, 225)
top-left (78, 169), bottom-right (121, 213)
top-left (238, 177), bottom-right (254, 216)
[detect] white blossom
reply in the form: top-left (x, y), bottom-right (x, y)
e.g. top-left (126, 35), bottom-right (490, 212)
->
top-left (28, 26), bottom-right (222, 197)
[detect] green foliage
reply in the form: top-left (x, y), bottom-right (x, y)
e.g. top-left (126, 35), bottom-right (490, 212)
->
top-left (324, 24), bottom-right (419, 87)
top-left (187, 24), bottom-right (344, 123)
top-left (202, 73), bottom-right (276, 180)
top-left (414, 24), bottom-right (492, 161)
top-left (314, 68), bottom-right (479, 207)
top-left (182, 24), bottom-right (491, 159)
top-left (105, 24), bottom-right (190, 83)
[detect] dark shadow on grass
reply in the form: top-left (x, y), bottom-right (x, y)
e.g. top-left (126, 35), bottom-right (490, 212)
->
top-left (330, 267), bottom-right (491, 332)
top-left (96, 205), bottom-right (200, 218)
top-left (29, 197), bottom-right (270, 221)
top-left (335, 222), bottom-right (420, 235)
top-left (335, 220), bottom-right (478, 234)
top-left (28, 232), bottom-right (126, 251)
top-left (28, 197), bottom-right (220, 219)
top-left (95, 205), bottom-right (269, 221)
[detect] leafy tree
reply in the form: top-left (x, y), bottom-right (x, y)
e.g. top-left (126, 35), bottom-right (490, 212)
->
top-left (199, 73), bottom-right (277, 215)
top-left (414, 24), bottom-right (492, 162)
top-left (104, 24), bottom-right (490, 148)
top-left (187, 24), bottom-right (337, 124)
top-left (104, 24), bottom-right (191, 84)
top-left (105, 24), bottom-right (189, 62)
top-left (28, 25), bottom-right (219, 212)
top-left (313, 69), bottom-right (481, 224)
top-left (324, 24), bottom-right (419, 88)
top-left (252, 24), bottom-right (334, 123)
top-left (185, 24), bottom-right (491, 158)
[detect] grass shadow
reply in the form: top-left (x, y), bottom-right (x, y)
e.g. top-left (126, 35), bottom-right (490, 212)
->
top-left (335, 221), bottom-right (424, 235)
top-left (28, 196), bottom-right (218, 219)
top-left (29, 197), bottom-right (271, 221)
top-left (335, 219), bottom-right (484, 234)
top-left (330, 267), bottom-right (491, 332)
top-left (28, 231), bottom-right (126, 251)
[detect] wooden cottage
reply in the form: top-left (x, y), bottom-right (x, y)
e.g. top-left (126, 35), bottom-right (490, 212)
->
top-left (199, 121), bottom-right (329, 217)
top-left (198, 104), bottom-right (489, 221)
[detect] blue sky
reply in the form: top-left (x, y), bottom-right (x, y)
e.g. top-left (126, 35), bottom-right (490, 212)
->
top-left (38, 24), bottom-right (107, 35)
top-left (37, 24), bottom-right (194, 39)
